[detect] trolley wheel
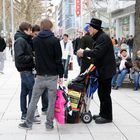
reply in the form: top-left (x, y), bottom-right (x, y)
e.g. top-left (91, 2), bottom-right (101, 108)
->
top-left (81, 112), bottom-right (92, 124)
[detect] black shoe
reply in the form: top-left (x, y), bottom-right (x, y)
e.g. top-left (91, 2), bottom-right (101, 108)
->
top-left (133, 87), bottom-right (138, 91)
top-left (93, 115), bottom-right (100, 120)
top-left (114, 86), bottom-right (119, 90)
top-left (95, 117), bottom-right (112, 124)
top-left (18, 122), bottom-right (32, 130)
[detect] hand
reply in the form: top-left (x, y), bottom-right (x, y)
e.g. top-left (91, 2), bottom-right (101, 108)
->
top-left (58, 78), bottom-right (63, 85)
top-left (77, 48), bottom-right (84, 58)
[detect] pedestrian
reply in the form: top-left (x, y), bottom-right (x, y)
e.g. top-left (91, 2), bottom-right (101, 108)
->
top-left (14, 22), bottom-right (35, 121)
top-left (112, 49), bottom-right (132, 90)
top-left (0, 35), bottom-right (6, 74)
top-left (32, 24), bottom-right (48, 117)
top-left (78, 24), bottom-right (94, 73)
top-left (132, 50), bottom-right (140, 91)
top-left (73, 31), bottom-right (83, 66)
top-left (60, 34), bottom-right (73, 81)
top-left (127, 35), bottom-right (134, 58)
top-left (18, 19), bottom-right (64, 130)
top-left (6, 33), bottom-right (13, 56)
top-left (77, 18), bottom-right (116, 124)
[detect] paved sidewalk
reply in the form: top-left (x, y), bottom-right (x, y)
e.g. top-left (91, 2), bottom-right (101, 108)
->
top-left (0, 50), bottom-right (140, 140)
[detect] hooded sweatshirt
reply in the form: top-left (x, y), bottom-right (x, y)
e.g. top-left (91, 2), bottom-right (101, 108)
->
top-left (33, 30), bottom-right (64, 78)
top-left (14, 30), bottom-right (34, 72)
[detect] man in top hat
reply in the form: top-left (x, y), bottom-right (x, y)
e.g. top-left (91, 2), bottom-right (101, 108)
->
top-left (77, 18), bottom-right (116, 124)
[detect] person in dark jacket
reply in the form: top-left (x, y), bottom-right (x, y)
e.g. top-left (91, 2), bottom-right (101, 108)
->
top-left (73, 32), bottom-right (83, 66)
top-left (19, 19), bottom-right (64, 130)
top-left (77, 18), bottom-right (116, 124)
top-left (31, 24), bottom-right (48, 117)
top-left (0, 35), bottom-right (6, 74)
top-left (132, 50), bottom-right (140, 90)
top-left (127, 35), bottom-right (134, 58)
top-left (78, 24), bottom-right (94, 73)
top-left (14, 22), bottom-right (35, 120)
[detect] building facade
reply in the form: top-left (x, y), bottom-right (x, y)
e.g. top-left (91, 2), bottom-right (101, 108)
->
top-left (109, 0), bottom-right (136, 39)
top-left (58, 0), bottom-right (75, 38)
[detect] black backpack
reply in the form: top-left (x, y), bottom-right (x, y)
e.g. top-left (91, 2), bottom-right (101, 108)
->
top-left (0, 37), bottom-right (6, 52)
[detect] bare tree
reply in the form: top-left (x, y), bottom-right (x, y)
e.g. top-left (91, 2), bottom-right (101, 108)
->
top-left (14, 0), bottom-right (45, 24)
top-left (134, 0), bottom-right (140, 57)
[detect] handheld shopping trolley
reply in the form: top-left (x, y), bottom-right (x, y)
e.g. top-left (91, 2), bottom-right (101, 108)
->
top-left (67, 64), bottom-right (98, 124)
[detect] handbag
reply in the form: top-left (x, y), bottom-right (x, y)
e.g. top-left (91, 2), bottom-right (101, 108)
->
top-left (68, 62), bottom-right (73, 70)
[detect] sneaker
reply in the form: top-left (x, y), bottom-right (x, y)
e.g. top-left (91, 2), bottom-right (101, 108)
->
top-left (35, 109), bottom-right (40, 117)
top-left (21, 114), bottom-right (26, 121)
top-left (133, 87), bottom-right (138, 91)
top-left (46, 125), bottom-right (54, 131)
top-left (18, 122), bottom-right (32, 130)
top-left (33, 117), bottom-right (41, 124)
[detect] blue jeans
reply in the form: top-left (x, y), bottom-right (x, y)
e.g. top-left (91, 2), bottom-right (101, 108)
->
top-left (20, 71), bottom-right (34, 116)
top-left (111, 73), bottom-right (118, 87)
top-left (116, 69), bottom-right (128, 87)
top-left (133, 71), bottom-right (140, 88)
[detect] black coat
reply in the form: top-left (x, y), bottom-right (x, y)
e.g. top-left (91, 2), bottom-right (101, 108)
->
top-left (33, 30), bottom-right (64, 78)
top-left (78, 33), bottom-right (94, 73)
top-left (14, 30), bottom-right (34, 72)
top-left (83, 31), bottom-right (116, 80)
top-left (0, 37), bottom-right (6, 52)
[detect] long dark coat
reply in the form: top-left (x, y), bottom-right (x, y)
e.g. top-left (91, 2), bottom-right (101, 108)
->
top-left (83, 30), bottom-right (116, 80)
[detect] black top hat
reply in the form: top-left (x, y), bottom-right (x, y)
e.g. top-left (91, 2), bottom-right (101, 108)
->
top-left (87, 18), bottom-right (103, 30)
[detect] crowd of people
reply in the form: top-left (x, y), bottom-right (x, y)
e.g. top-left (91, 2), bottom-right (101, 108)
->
top-left (0, 17), bottom-right (139, 131)
top-left (111, 35), bottom-right (140, 91)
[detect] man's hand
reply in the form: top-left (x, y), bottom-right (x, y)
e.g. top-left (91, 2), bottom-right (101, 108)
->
top-left (77, 48), bottom-right (84, 58)
top-left (58, 78), bottom-right (63, 85)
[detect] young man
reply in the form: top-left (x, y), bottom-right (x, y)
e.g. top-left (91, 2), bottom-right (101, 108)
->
top-left (32, 24), bottom-right (48, 116)
top-left (77, 18), bottom-right (116, 124)
top-left (0, 35), bottom-right (6, 74)
top-left (14, 22), bottom-right (35, 121)
top-left (60, 34), bottom-right (73, 80)
top-left (18, 19), bottom-right (64, 130)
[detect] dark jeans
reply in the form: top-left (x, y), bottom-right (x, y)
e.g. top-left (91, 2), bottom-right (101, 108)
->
top-left (98, 78), bottom-right (112, 120)
top-left (129, 46), bottom-right (133, 58)
top-left (20, 71), bottom-right (34, 116)
top-left (133, 71), bottom-right (140, 88)
top-left (62, 55), bottom-right (70, 79)
top-left (41, 89), bottom-right (48, 112)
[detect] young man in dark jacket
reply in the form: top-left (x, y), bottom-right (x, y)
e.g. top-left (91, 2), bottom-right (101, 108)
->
top-left (19, 19), bottom-right (64, 130)
top-left (14, 22), bottom-right (35, 120)
top-left (31, 24), bottom-right (48, 117)
top-left (0, 35), bottom-right (6, 74)
top-left (78, 25), bottom-right (94, 73)
top-left (77, 18), bottom-right (116, 124)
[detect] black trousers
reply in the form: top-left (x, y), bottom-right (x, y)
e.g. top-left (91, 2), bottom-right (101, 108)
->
top-left (98, 78), bottom-right (112, 120)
